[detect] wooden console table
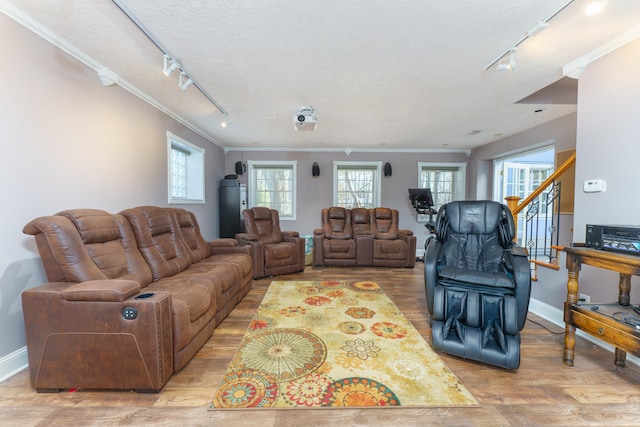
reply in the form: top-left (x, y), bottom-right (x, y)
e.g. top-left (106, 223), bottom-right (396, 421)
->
top-left (562, 246), bottom-right (640, 367)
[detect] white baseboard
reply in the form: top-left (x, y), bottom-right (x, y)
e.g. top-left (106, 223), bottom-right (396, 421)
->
top-left (0, 347), bottom-right (28, 383)
top-left (528, 298), bottom-right (639, 367)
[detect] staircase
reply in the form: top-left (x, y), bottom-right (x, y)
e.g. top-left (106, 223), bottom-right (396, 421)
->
top-left (505, 152), bottom-right (576, 279)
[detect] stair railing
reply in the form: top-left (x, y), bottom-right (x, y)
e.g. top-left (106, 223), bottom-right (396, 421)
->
top-left (505, 152), bottom-right (576, 272)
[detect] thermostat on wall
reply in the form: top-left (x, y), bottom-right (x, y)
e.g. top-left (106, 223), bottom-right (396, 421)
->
top-left (583, 179), bottom-right (606, 193)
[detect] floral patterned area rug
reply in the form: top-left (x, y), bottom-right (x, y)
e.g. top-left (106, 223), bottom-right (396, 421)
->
top-left (209, 280), bottom-right (478, 409)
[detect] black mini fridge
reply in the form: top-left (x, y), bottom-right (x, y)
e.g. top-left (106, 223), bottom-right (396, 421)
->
top-left (219, 175), bottom-right (245, 238)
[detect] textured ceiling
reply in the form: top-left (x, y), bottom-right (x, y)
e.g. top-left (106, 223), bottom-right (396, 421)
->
top-left (3, 0), bottom-right (640, 151)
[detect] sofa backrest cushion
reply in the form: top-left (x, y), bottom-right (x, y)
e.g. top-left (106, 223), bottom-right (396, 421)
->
top-left (171, 208), bottom-right (211, 263)
top-left (22, 209), bottom-right (153, 285)
top-left (243, 207), bottom-right (283, 244)
top-left (120, 206), bottom-right (192, 281)
top-left (371, 208), bottom-right (399, 240)
top-left (322, 207), bottom-right (352, 239)
top-left (351, 208), bottom-right (371, 234)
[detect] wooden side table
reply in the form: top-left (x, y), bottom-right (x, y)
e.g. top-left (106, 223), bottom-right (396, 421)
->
top-left (562, 246), bottom-right (640, 367)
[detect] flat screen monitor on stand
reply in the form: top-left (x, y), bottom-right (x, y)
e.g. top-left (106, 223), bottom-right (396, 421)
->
top-left (409, 188), bottom-right (437, 260)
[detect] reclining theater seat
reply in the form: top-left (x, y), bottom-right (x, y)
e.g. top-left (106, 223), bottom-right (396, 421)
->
top-left (22, 206), bottom-right (252, 392)
top-left (236, 207), bottom-right (305, 279)
top-left (22, 209), bottom-right (175, 392)
top-left (120, 206), bottom-right (251, 328)
top-left (313, 207), bottom-right (357, 267)
top-left (423, 200), bottom-right (531, 369)
top-left (168, 207), bottom-right (253, 321)
top-left (370, 207), bottom-right (416, 268)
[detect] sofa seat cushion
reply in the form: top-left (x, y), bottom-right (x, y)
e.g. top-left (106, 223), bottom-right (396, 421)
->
top-left (207, 253), bottom-right (253, 279)
top-left (373, 239), bottom-right (408, 260)
top-left (264, 242), bottom-right (297, 267)
top-left (323, 239), bottom-right (357, 258)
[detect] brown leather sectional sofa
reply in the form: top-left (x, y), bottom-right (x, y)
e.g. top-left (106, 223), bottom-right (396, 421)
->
top-left (22, 206), bottom-right (253, 392)
top-left (313, 207), bottom-right (416, 268)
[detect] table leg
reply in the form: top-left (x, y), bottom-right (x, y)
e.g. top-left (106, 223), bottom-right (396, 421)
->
top-left (563, 263), bottom-right (580, 367)
top-left (615, 348), bottom-right (627, 367)
top-left (563, 319), bottom-right (576, 366)
top-left (619, 274), bottom-right (631, 306)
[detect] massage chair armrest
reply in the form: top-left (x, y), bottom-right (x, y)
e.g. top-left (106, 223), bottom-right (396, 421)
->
top-left (313, 228), bottom-right (323, 236)
top-left (503, 245), bottom-right (532, 330)
top-left (423, 238), bottom-right (443, 313)
top-left (60, 279), bottom-right (141, 302)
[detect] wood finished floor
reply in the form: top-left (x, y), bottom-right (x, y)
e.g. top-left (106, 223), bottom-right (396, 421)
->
top-left (2, 264), bottom-right (640, 426)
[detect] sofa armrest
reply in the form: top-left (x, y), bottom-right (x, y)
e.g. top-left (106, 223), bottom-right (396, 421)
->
top-left (354, 231), bottom-right (373, 266)
top-left (282, 230), bottom-right (300, 239)
top-left (399, 229), bottom-right (414, 237)
top-left (22, 283), bottom-right (174, 392)
top-left (208, 238), bottom-right (250, 255)
top-left (313, 228), bottom-right (323, 236)
top-left (236, 232), bottom-right (258, 242)
top-left (61, 280), bottom-right (140, 302)
top-left (208, 238), bottom-right (239, 248)
top-left (282, 233), bottom-right (302, 243)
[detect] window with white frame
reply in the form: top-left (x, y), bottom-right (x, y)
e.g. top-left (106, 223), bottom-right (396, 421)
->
top-left (248, 160), bottom-right (297, 220)
top-left (333, 161), bottom-right (382, 208)
top-left (167, 131), bottom-right (205, 204)
top-left (417, 162), bottom-right (466, 215)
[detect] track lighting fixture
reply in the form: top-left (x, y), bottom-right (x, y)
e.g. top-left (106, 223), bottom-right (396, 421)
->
top-left (526, 20), bottom-right (549, 37)
top-left (163, 54), bottom-right (179, 77)
top-left (497, 48), bottom-right (516, 71)
top-left (111, 1), bottom-right (227, 116)
top-left (179, 72), bottom-right (193, 91)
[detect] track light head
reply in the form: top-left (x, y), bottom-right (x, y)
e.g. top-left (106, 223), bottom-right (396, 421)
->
top-left (163, 54), bottom-right (179, 77)
top-left (497, 48), bottom-right (516, 71)
top-left (179, 72), bottom-right (193, 90)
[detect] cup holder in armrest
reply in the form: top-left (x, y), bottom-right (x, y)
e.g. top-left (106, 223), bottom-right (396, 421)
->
top-left (135, 292), bottom-right (155, 300)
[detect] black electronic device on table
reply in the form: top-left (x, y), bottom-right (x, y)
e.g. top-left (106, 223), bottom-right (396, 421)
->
top-left (585, 224), bottom-right (640, 255)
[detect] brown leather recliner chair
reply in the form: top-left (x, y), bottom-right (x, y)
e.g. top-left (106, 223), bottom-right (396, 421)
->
top-left (313, 207), bottom-right (357, 267)
top-left (236, 207), bottom-right (305, 278)
top-left (370, 207), bottom-right (416, 268)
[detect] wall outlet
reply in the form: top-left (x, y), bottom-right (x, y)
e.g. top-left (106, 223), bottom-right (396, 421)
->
top-left (579, 293), bottom-right (591, 303)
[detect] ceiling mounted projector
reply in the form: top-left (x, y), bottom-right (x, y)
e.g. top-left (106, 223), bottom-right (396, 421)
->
top-left (293, 106), bottom-right (317, 131)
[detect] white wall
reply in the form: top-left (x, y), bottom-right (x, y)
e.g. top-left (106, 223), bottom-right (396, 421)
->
top-left (0, 13), bottom-right (225, 376)
top-left (571, 38), bottom-right (640, 304)
top-left (224, 150), bottom-right (469, 243)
